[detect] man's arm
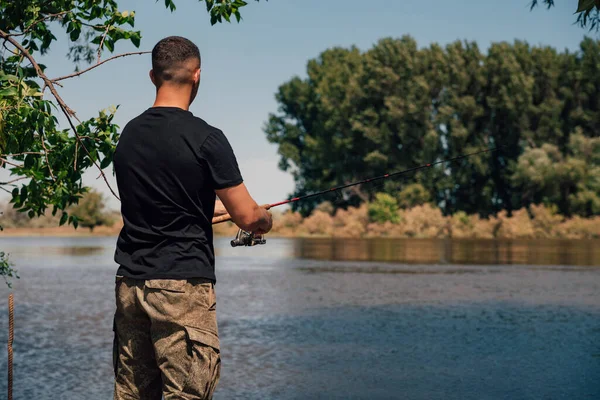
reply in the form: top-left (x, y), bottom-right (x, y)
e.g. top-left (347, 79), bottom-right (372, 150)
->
top-left (215, 183), bottom-right (272, 234)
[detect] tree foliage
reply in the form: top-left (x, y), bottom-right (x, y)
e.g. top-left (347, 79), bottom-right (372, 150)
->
top-left (164, 0), bottom-right (263, 25)
top-left (0, 0), bottom-right (261, 286)
top-left (69, 188), bottom-right (114, 231)
top-left (266, 36), bottom-right (600, 217)
top-left (368, 193), bottom-right (400, 224)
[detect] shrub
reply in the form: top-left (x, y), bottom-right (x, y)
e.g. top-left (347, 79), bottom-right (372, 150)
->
top-left (368, 193), bottom-right (400, 224)
top-left (69, 189), bottom-right (114, 231)
top-left (298, 210), bottom-right (334, 236)
top-left (397, 183), bottom-right (431, 208)
top-left (400, 204), bottom-right (448, 238)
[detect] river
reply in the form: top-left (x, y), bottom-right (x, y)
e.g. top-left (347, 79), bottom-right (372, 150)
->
top-left (0, 236), bottom-right (599, 399)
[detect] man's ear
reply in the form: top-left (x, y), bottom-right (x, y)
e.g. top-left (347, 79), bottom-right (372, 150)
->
top-left (194, 68), bottom-right (201, 84)
top-left (149, 69), bottom-right (156, 85)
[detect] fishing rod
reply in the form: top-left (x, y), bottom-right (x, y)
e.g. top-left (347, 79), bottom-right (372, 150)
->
top-left (215, 146), bottom-right (502, 247)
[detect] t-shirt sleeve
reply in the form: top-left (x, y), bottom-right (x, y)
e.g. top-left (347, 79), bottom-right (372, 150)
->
top-left (200, 130), bottom-right (244, 190)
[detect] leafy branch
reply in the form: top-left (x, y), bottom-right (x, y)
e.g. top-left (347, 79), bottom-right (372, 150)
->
top-left (530, 0), bottom-right (600, 31)
top-left (0, 0), bottom-right (264, 288)
top-left (163, 0), bottom-right (265, 24)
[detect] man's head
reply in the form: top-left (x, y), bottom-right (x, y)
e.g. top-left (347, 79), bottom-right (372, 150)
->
top-left (150, 36), bottom-right (201, 105)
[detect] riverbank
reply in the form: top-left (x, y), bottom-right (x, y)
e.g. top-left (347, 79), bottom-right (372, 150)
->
top-left (0, 225), bottom-right (121, 237)
top-left (1, 204), bottom-right (598, 239)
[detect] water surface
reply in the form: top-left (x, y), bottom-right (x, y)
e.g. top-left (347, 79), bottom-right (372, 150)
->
top-left (0, 236), bottom-right (598, 399)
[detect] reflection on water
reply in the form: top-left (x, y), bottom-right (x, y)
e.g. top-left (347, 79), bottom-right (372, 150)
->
top-left (36, 246), bottom-right (104, 256)
top-left (296, 238), bottom-right (600, 266)
top-left (297, 264), bottom-right (504, 275)
top-left (0, 236), bottom-right (598, 400)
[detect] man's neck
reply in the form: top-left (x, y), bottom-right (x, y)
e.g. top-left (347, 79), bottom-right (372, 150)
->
top-left (152, 87), bottom-right (191, 111)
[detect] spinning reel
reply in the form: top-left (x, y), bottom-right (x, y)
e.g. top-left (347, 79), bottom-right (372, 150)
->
top-left (230, 229), bottom-right (267, 247)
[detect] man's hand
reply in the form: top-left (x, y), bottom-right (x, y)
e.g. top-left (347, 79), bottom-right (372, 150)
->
top-left (253, 208), bottom-right (273, 235)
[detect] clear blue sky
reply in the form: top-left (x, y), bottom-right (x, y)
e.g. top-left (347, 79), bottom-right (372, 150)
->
top-left (1, 0), bottom-right (591, 210)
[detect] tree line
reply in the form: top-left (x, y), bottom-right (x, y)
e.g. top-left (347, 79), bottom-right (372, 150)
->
top-left (1, 189), bottom-right (116, 231)
top-left (265, 36), bottom-right (600, 218)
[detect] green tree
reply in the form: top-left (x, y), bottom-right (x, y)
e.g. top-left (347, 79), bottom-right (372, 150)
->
top-left (266, 36), bottom-right (600, 219)
top-left (368, 193), bottom-right (400, 224)
top-left (69, 189), bottom-right (113, 231)
top-left (0, 0), bottom-right (262, 285)
top-left (397, 183), bottom-right (431, 209)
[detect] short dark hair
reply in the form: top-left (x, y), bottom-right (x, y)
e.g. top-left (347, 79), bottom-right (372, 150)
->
top-left (151, 36), bottom-right (201, 85)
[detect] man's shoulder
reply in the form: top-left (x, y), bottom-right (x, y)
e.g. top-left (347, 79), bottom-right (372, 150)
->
top-left (189, 115), bottom-right (223, 137)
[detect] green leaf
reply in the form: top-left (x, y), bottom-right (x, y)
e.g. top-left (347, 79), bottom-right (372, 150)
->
top-left (24, 154), bottom-right (35, 169)
top-left (100, 155), bottom-right (112, 169)
top-left (69, 28), bottom-right (81, 42)
top-left (206, 0), bottom-right (214, 11)
top-left (577, 0), bottom-right (596, 12)
top-left (130, 33), bottom-right (141, 48)
top-left (0, 87), bottom-right (18, 97)
top-left (0, 74), bottom-right (19, 82)
top-left (164, 0), bottom-right (176, 11)
top-left (20, 186), bottom-right (28, 203)
top-left (60, 212), bottom-right (68, 226)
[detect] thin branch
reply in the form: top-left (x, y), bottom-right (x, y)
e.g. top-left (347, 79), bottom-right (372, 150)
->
top-left (39, 132), bottom-right (56, 181)
top-left (97, 25), bottom-right (111, 63)
top-left (52, 51), bottom-right (150, 82)
top-left (79, 21), bottom-right (109, 30)
top-left (74, 141), bottom-right (78, 171)
top-left (0, 29), bottom-right (120, 201)
top-left (78, 135), bottom-right (102, 141)
top-left (0, 177), bottom-right (28, 185)
top-left (1, 152), bottom-right (47, 157)
top-left (0, 158), bottom-right (23, 168)
top-left (6, 12), bottom-right (70, 37)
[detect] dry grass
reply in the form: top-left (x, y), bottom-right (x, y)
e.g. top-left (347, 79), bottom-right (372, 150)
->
top-left (269, 203), bottom-right (599, 240)
top-left (1, 203), bottom-right (598, 240)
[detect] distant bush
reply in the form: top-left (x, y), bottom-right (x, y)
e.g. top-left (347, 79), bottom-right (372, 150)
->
top-left (368, 193), bottom-right (400, 224)
top-left (397, 183), bottom-right (431, 209)
top-left (1, 189), bottom-right (117, 231)
top-left (333, 204), bottom-right (368, 238)
top-left (256, 201), bottom-right (600, 240)
top-left (0, 203), bottom-right (60, 228)
top-left (69, 189), bottom-right (116, 231)
top-left (297, 210), bottom-right (333, 236)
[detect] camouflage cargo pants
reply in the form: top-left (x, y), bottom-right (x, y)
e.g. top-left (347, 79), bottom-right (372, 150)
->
top-left (113, 276), bottom-right (221, 400)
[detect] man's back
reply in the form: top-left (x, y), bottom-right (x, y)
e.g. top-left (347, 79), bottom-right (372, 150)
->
top-left (113, 106), bottom-right (243, 281)
top-left (112, 36), bottom-right (272, 400)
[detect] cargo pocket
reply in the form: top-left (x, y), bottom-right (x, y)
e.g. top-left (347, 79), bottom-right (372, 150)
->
top-left (144, 279), bottom-right (187, 292)
top-left (182, 325), bottom-right (221, 399)
top-left (145, 280), bottom-right (188, 317)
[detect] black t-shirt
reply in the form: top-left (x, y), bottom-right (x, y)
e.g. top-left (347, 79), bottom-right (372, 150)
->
top-left (113, 107), bottom-right (243, 281)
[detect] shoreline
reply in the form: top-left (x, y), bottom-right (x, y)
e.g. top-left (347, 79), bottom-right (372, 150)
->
top-left (1, 226), bottom-right (599, 242)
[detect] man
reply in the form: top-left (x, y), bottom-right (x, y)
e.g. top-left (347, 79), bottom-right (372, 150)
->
top-left (112, 36), bottom-right (272, 400)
